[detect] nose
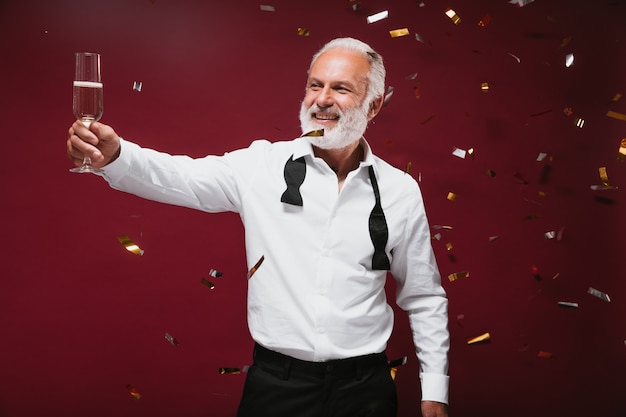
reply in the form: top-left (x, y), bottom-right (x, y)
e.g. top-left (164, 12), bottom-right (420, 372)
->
top-left (315, 86), bottom-right (335, 109)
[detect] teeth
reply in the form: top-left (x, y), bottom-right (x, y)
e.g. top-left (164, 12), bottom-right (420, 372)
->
top-left (315, 113), bottom-right (338, 120)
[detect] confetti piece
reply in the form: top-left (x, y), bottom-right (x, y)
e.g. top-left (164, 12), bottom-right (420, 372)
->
top-left (367, 10), bottom-right (388, 24)
top-left (301, 129), bottom-right (324, 137)
top-left (200, 278), bottom-right (215, 289)
top-left (537, 152), bottom-right (548, 162)
top-left (558, 301), bottom-right (579, 309)
top-left (606, 110), bottom-right (626, 121)
top-left (560, 36), bottom-right (572, 48)
top-left (420, 115), bottom-right (435, 124)
top-left (588, 287), bottom-right (611, 302)
top-left (552, 273), bottom-right (560, 279)
top-left (389, 28), bottom-right (409, 38)
top-left (480, 82), bottom-right (489, 93)
top-left (544, 231), bottom-right (556, 240)
top-left (432, 233), bottom-right (441, 241)
top-left (486, 169), bottom-right (496, 178)
top-left (132, 81), bottom-right (142, 92)
top-left (611, 93), bottom-right (622, 102)
top-left (507, 53), bottom-right (521, 63)
top-left (444, 8), bottom-right (461, 24)
top-left (447, 192), bottom-right (457, 201)
top-left (209, 269), bottom-right (223, 278)
top-left (530, 109), bottom-right (552, 117)
top-left (448, 271), bottom-right (469, 282)
top-left (165, 332), bottom-right (179, 347)
top-left (219, 368), bottom-right (241, 375)
top-left (537, 351), bottom-right (554, 359)
top-left (415, 33), bottom-right (426, 43)
top-left (514, 172), bottom-right (528, 184)
top-left (414, 85), bottom-right (421, 99)
top-left (118, 234), bottom-right (144, 256)
top-left (619, 138), bottom-right (626, 160)
top-left (563, 107), bottom-right (573, 116)
top-left (445, 242), bottom-right (453, 251)
top-left (248, 255), bottom-right (265, 279)
top-left (383, 86), bottom-right (394, 106)
top-left (509, 0), bottom-right (535, 7)
top-left (297, 27), bottom-right (310, 36)
top-left (405, 72), bottom-right (418, 80)
top-left (574, 118), bottom-right (585, 128)
top-left (565, 53), bottom-right (574, 67)
top-left (599, 167), bottom-right (614, 187)
top-left (488, 235), bottom-right (500, 242)
top-left (522, 214), bottom-right (539, 221)
top-left (432, 225), bottom-right (453, 230)
top-left (388, 356), bottom-right (408, 368)
top-left (467, 332), bottom-right (490, 345)
top-left (478, 14), bottom-right (492, 27)
top-left (531, 265), bottom-right (541, 281)
top-left (404, 162), bottom-right (412, 174)
top-left (126, 384), bottom-right (141, 400)
top-left (452, 147), bottom-right (467, 159)
top-left (259, 4), bottom-right (275, 12)
top-left (351, 3), bottom-right (361, 12)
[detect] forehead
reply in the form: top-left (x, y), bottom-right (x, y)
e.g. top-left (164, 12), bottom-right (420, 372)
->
top-left (309, 48), bottom-right (370, 85)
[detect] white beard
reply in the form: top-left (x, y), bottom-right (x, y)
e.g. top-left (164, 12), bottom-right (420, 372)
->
top-left (299, 101), bottom-right (370, 150)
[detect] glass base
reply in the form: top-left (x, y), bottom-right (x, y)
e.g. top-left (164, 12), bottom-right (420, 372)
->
top-left (69, 164), bottom-right (101, 173)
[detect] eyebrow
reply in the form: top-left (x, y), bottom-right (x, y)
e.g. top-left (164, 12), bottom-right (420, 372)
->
top-left (308, 77), bottom-right (360, 91)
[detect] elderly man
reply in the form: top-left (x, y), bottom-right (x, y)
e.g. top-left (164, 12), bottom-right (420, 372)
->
top-left (67, 37), bottom-right (450, 417)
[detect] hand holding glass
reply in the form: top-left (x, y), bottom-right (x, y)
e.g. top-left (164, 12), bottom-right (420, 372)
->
top-left (71, 52), bottom-right (103, 173)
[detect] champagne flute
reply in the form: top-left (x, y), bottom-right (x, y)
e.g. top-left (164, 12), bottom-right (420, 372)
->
top-left (70, 52), bottom-right (103, 173)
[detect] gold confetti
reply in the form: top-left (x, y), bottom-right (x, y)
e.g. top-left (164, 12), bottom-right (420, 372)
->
top-left (126, 384), bottom-right (141, 400)
top-left (448, 271), bottom-right (469, 282)
top-left (404, 162), bottom-right (412, 174)
top-left (433, 225), bottom-right (453, 230)
top-left (165, 332), bottom-right (180, 346)
top-left (367, 10), bottom-right (388, 24)
top-left (219, 368), bottom-right (241, 375)
top-left (413, 84), bottom-right (421, 99)
top-left (445, 242), bottom-right (453, 251)
top-left (297, 27), bottom-right (310, 36)
top-left (487, 169), bottom-right (496, 178)
top-left (200, 278), bottom-right (215, 289)
top-left (467, 332), bottom-right (490, 345)
top-left (488, 235), bottom-right (500, 242)
top-left (552, 272), bottom-right (560, 280)
top-left (259, 4), bottom-right (275, 12)
top-left (478, 14), bottom-right (492, 27)
top-left (389, 28), bottom-right (409, 38)
top-left (444, 8), bottom-right (461, 24)
top-left (248, 255), bottom-right (265, 279)
top-left (447, 192), bottom-right (457, 201)
top-left (619, 138), bottom-right (626, 160)
top-left (607, 110), bottom-right (626, 121)
top-left (599, 167), bottom-right (611, 187)
top-left (390, 367), bottom-right (397, 380)
top-left (118, 234), bottom-right (144, 256)
top-left (301, 129), bottom-right (324, 137)
top-left (481, 82), bottom-right (489, 93)
top-left (611, 93), bottom-right (622, 102)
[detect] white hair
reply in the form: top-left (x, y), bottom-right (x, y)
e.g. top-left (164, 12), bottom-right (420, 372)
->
top-left (308, 37), bottom-right (386, 109)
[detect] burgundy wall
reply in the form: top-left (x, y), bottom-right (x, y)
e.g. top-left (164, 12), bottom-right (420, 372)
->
top-left (1, 1), bottom-right (624, 416)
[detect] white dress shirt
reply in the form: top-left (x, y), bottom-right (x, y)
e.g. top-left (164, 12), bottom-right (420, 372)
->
top-left (97, 136), bottom-right (450, 404)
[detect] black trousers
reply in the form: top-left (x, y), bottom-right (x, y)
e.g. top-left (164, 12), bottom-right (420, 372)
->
top-left (236, 344), bottom-right (398, 417)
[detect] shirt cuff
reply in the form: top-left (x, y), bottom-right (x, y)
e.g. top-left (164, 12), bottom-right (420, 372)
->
top-left (96, 137), bottom-right (133, 180)
top-left (420, 372), bottom-right (449, 404)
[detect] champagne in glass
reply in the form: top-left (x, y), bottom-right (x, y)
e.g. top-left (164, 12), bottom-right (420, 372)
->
top-left (70, 52), bottom-right (103, 173)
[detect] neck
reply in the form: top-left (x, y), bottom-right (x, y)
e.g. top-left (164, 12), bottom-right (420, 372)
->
top-left (313, 140), bottom-right (363, 179)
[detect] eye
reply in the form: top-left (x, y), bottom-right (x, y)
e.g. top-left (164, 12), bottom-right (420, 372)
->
top-left (309, 82), bottom-right (321, 90)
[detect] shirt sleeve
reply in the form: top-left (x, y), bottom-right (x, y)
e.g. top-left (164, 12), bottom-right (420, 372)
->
top-left (96, 138), bottom-right (243, 213)
top-left (390, 183), bottom-right (450, 404)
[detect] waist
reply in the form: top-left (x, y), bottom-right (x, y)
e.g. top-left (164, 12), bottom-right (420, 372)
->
top-left (252, 343), bottom-right (388, 379)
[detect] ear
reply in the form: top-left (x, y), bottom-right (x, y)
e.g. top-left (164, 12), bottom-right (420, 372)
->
top-left (367, 95), bottom-right (384, 120)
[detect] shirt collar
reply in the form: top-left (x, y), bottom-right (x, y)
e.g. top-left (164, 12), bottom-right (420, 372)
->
top-left (291, 136), bottom-right (379, 175)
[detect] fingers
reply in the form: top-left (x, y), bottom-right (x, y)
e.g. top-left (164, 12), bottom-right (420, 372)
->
top-left (67, 128), bottom-right (102, 166)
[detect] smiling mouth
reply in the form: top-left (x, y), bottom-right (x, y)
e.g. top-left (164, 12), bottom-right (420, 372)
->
top-left (313, 112), bottom-right (339, 121)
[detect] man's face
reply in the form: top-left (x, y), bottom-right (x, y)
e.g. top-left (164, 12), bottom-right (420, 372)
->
top-left (299, 48), bottom-right (373, 149)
